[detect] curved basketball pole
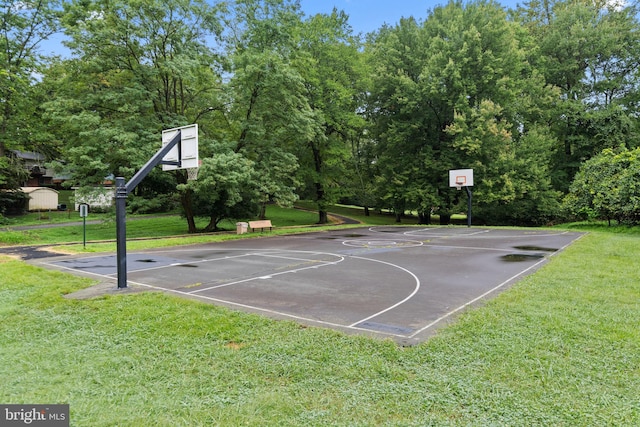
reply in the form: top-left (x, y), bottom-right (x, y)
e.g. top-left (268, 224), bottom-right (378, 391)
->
top-left (115, 130), bottom-right (182, 289)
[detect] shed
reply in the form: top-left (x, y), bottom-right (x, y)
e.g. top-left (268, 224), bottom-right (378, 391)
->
top-left (20, 187), bottom-right (59, 211)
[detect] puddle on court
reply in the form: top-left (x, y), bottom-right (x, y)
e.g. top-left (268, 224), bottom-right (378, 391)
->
top-left (513, 245), bottom-right (558, 252)
top-left (136, 259), bottom-right (157, 263)
top-left (343, 233), bottom-right (366, 238)
top-left (501, 253), bottom-right (546, 262)
top-left (177, 264), bottom-right (198, 268)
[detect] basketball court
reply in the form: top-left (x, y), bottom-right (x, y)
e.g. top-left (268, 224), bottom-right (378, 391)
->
top-left (39, 226), bottom-right (583, 345)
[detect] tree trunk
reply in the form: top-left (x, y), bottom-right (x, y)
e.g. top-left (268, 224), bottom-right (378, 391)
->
top-left (203, 215), bottom-right (219, 232)
top-left (311, 142), bottom-right (330, 224)
top-left (418, 211), bottom-right (431, 224)
top-left (181, 190), bottom-right (197, 233)
top-left (318, 209), bottom-right (328, 224)
top-left (315, 180), bottom-right (329, 224)
top-left (259, 202), bottom-right (267, 220)
top-left (364, 206), bottom-right (370, 216)
top-left (439, 213), bottom-right (451, 225)
top-left (176, 170), bottom-right (198, 233)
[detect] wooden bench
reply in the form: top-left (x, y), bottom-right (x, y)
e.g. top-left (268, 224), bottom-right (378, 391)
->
top-left (248, 220), bottom-right (274, 232)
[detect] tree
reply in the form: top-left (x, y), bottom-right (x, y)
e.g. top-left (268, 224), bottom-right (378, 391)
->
top-left (515, 0), bottom-right (640, 191)
top-left (186, 149), bottom-right (260, 231)
top-left (0, 0), bottom-right (61, 196)
top-left (221, 0), bottom-right (312, 219)
top-left (45, 0), bottom-right (224, 232)
top-left (347, 131), bottom-right (377, 217)
top-left (446, 100), bottom-right (560, 225)
top-left (367, 17), bottom-right (435, 223)
top-left (368, 0), bottom-right (560, 225)
top-left (0, 155), bottom-right (29, 216)
top-left (293, 9), bottom-right (367, 223)
top-left (564, 147), bottom-right (640, 225)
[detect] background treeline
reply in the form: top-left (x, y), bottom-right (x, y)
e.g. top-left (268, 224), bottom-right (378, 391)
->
top-left (2, 0), bottom-right (640, 229)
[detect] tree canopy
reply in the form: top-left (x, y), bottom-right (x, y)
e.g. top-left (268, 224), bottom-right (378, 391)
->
top-left (2, 0), bottom-right (640, 227)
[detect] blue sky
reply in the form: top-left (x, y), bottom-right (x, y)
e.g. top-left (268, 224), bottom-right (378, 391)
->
top-left (300, 0), bottom-right (523, 34)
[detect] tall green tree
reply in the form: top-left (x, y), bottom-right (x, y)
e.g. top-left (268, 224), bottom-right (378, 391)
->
top-left (515, 0), bottom-right (640, 191)
top-left (220, 0), bottom-right (312, 219)
top-left (293, 9), bottom-right (367, 223)
top-left (368, 0), bottom-right (560, 224)
top-left (367, 16), bottom-right (437, 223)
top-left (0, 0), bottom-right (61, 191)
top-left (44, 0), bottom-right (224, 232)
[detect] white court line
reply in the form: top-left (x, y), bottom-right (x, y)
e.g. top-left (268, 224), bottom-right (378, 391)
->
top-left (41, 260), bottom-right (120, 280)
top-left (408, 233), bottom-right (586, 338)
top-left (119, 253), bottom-right (256, 275)
top-left (43, 251), bottom-right (417, 339)
top-left (45, 261), bottom-right (407, 338)
top-left (369, 226), bottom-right (491, 237)
top-left (60, 266), bottom-right (376, 333)
top-left (252, 253), bottom-right (337, 263)
top-left (39, 252), bottom-right (255, 276)
top-left (342, 239), bottom-right (423, 248)
top-left (41, 233), bottom-right (584, 340)
top-left (347, 256), bottom-right (421, 328)
top-left (189, 254), bottom-right (345, 294)
top-left (422, 244), bottom-right (516, 253)
top-left (407, 259), bottom-right (547, 338)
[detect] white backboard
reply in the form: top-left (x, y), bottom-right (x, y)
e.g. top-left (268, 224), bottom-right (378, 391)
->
top-left (162, 124), bottom-right (199, 171)
top-left (449, 169), bottom-right (474, 187)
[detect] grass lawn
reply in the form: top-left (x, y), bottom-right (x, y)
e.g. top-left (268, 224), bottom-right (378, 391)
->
top-left (1, 206), bottom-right (639, 425)
top-left (0, 205), bottom-right (322, 247)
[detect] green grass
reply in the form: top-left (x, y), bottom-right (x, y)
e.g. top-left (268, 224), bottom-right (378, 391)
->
top-left (0, 205), bottom-right (322, 247)
top-left (0, 215), bottom-right (199, 246)
top-left (2, 209), bottom-right (101, 226)
top-left (0, 225), bottom-right (639, 425)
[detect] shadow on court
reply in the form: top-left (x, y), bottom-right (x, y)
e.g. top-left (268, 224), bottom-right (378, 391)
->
top-left (38, 226), bottom-right (583, 345)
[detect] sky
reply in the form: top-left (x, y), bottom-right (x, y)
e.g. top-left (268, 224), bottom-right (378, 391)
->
top-left (299, 0), bottom-right (522, 34)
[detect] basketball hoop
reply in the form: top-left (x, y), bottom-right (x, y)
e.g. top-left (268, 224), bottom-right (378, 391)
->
top-left (186, 159), bottom-right (202, 181)
top-left (449, 168), bottom-right (474, 228)
top-left (186, 167), bottom-right (199, 181)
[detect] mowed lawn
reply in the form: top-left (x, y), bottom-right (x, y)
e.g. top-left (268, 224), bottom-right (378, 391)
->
top-left (0, 226), bottom-right (638, 425)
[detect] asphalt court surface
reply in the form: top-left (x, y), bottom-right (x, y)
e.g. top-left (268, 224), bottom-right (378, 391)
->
top-left (42, 226), bottom-right (584, 344)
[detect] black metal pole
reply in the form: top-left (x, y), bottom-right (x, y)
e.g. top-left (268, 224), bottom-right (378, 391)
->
top-left (114, 130), bottom-right (184, 289)
top-left (115, 177), bottom-right (128, 288)
top-left (465, 186), bottom-right (472, 227)
top-left (125, 130), bottom-right (181, 194)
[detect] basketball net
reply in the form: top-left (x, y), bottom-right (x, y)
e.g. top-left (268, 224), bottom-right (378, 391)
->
top-left (186, 159), bottom-right (201, 181)
top-left (186, 167), bottom-right (199, 181)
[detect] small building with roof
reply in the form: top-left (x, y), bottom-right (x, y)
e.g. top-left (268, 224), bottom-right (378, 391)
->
top-left (20, 187), bottom-right (59, 211)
